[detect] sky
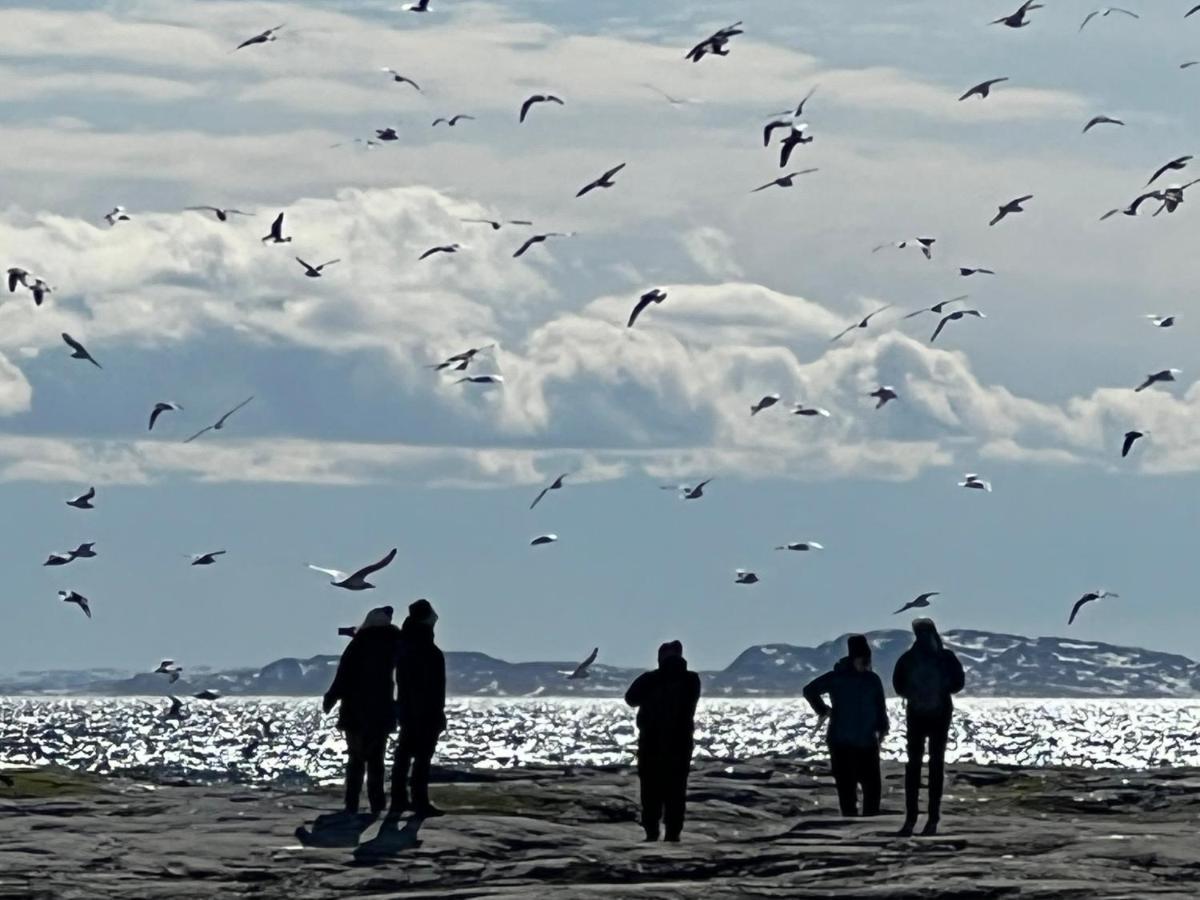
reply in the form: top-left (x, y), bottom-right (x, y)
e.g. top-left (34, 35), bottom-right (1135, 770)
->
top-left (2, 0), bottom-right (1200, 675)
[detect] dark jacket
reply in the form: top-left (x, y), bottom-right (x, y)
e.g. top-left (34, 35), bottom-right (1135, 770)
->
top-left (324, 623), bottom-right (403, 734)
top-left (803, 658), bottom-right (889, 749)
top-left (892, 644), bottom-right (965, 719)
top-left (395, 617), bottom-right (447, 735)
top-left (624, 656), bottom-right (702, 755)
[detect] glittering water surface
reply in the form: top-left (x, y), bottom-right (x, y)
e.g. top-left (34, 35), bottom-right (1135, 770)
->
top-left (2, 697), bottom-right (1197, 782)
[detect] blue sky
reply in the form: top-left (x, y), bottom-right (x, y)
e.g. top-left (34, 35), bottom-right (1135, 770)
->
top-left (1, 0), bottom-right (1199, 674)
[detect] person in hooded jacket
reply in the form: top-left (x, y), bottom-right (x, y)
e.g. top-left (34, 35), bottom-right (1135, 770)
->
top-left (803, 634), bottom-right (889, 817)
top-left (891, 618), bottom-right (965, 836)
top-left (389, 598), bottom-right (447, 820)
top-left (624, 640), bottom-right (702, 842)
top-left (322, 605), bottom-right (403, 816)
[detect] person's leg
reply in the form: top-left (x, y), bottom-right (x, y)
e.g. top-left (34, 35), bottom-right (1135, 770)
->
top-left (899, 718), bottom-right (926, 835)
top-left (662, 754), bottom-right (690, 841)
top-left (411, 732), bottom-right (441, 816)
top-left (365, 734), bottom-right (387, 815)
top-left (344, 732), bottom-right (365, 814)
top-left (829, 745), bottom-right (859, 817)
top-left (922, 716), bottom-right (950, 835)
top-left (389, 729), bottom-right (413, 816)
top-left (860, 744), bottom-right (882, 817)
top-left (638, 751), bottom-right (664, 840)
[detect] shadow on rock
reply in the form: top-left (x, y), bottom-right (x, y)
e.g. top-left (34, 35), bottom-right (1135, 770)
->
top-left (294, 810), bottom-right (378, 848)
top-left (353, 816), bottom-right (424, 861)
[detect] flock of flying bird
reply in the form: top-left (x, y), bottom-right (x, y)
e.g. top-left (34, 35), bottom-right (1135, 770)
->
top-left (11, 2), bottom-right (1196, 698)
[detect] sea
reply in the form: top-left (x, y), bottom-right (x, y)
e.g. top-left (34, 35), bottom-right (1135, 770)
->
top-left (2, 697), bottom-right (1197, 784)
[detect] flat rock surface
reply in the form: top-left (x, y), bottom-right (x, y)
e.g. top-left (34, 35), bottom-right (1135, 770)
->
top-left (2, 760), bottom-right (1200, 898)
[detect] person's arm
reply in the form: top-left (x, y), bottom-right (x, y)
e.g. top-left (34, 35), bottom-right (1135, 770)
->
top-left (323, 644), bottom-right (354, 713)
top-left (435, 648), bottom-right (447, 731)
top-left (874, 675), bottom-right (889, 737)
top-left (891, 652), bottom-right (908, 698)
top-left (802, 672), bottom-right (834, 717)
top-left (945, 651), bottom-right (966, 694)
top-left (624, 672), bottom-right (651, 708)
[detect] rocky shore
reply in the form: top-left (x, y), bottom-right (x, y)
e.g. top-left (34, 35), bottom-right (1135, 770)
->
top-left (2, 759), bottom-right (1199, 898)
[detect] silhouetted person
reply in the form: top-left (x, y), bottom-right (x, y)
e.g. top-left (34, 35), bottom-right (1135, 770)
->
top-left (892, 618), bottom-right (965, 836)
top-left (389, 598), bottom-right (446, 820)
top-left (322, 605), bottom-right (402, 816)
top-left (624, 640), bottom-right (702, 842)
top-left (803, 634), bottom-right (888, 817)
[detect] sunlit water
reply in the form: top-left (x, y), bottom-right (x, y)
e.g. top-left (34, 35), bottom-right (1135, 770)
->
top-left (2, 697), bottom-right (1197, 784)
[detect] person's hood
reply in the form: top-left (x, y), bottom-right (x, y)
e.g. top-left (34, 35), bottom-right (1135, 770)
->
top-left (912, 617), bottom-right (944, 652)
top-left (359, 606), bottom-right (394, 630)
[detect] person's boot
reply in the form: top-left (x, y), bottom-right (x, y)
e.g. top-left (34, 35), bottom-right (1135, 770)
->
top-left (920, 815), bottom-right (940, 836)
top-left (642, 828), bottom-right (660, 842)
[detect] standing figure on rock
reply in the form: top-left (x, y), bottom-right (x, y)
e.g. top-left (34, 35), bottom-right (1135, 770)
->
top-left (624, 640), bottom-right (702, 842)
top-left (892, 618), bottom-right (965, 836)
top-left (322, 605), bottom-right (403, 817)
top-left (802, 634), bottom-right (889, 817)
top-left (389, 599), bottom-right (447, 820)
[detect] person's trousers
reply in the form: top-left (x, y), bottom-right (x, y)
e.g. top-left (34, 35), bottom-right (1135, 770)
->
top-left (344, 731), bottom-right (388, 814)
top-left (904, 713), bottom-right (952, 822)
top-left (829, 743), bottom-right (881, 817)
top-left (637, 750), bottom-right (691, 839)
top-left (391, 727), bottom-right (439, 811)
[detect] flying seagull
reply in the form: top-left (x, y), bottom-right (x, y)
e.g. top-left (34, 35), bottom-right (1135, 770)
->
top-left (1083, 115), bottom-right (1125, 133)
top-left (430, 344), bottom-right (495, 372)
top-left (62, 333), bottom-right (101, 368)
top-left (59, 590), bottom-right (92, 619)
top-left (374, 128), bottom-right (400, 142)
top-left (831, 305), bottom-right (892, 342)
top-left (564, 647), bottom-right (598, 679)
top-left (193, 690), bottom-right (221, 701)
top-left (1146, 314), bottom-right (1176, 328)
top-left (662, 479), bottom-right (713, 500)
top-left (462, 217), bottom-right (532, 230)
top-left (183, 396), bottom-right (255, 443)
top-left (104, 206), bottom-right (130, 226)
top-left (992, 1), bottom-right (1044, 28)
top-left (191, 551), bottom-right (226, 566)
top-left (296, 257), bottom-right (340, 277)
top-left (513, 232), bottom-right (570, 259)
top-left (775, 541), bottom-right (824, 551)
top-left (154, 660), bottom-right (181, 675)
top-left (419, 243), bottom-right (461, 260)
top-left (791, 404), bottom-right (831, 417)
top-left (456, 374), bottom-right (504, 385)
top-left (751, 169), bottom-right (819, 192)
top-left (735, 569), bottom-right (760, 585)
top-left (519, 94), bottom-right (564, 123)
top-left (261, 212), bottom-right (291, 244)
top-left (1080, 7), bottom-right (1139, 30)
top-left (894, 592), bottom-right (940, 615)
top-left (186, 206), bottom-right (252, 222)
top-left (530, 473), bottom-right (568, 510)
top-left (750, 394), bottom-right (781, 416)
top-left (628, 289), bottom-right (667, 327)
top-left (960, 267), bottom-right (995, 277)
top-left (234, 24), bottom-right (284, 51)
top-left (43, 552), bottom-right (75, 567)
top-left (1147, 156), bottom-right (1191, 186)
top-left (874, 237), bottom-right (936, 260)
top-left (70, 542), bottom-right (97, 559)
top-left (779, 125), bottom-right (813, 167)
top-left (990, 195), bottom-right (1033, 226)
top-left (149, 402), bottom-right (182, 431)
top-left (432, 114), bottom-right (474, 126)
top-left (958, 473), bottom-right (992, 492)
top-left (530, 534), bottom-right (558, 546)
top-left (959, 77), bottom-right (1009, 100)
top-left (380, 68), bottom-right (421, 91)
top-left (308, 548), bottom-right (397, 591)
top-left (870, 386), bottom-right (898, 409)
top-left (6, 267), bottom-right (30, 292)
top-left (1121, 430), bottom-right (1146, 458)
top-left (930, 308), bottom-right (986, 342)
top-left (576, 163), bottom-right (626, 198)
top-left (1068, 590), bottom-right (1118, 625)
top-left (66, 487), bottom-right (95, 509)
top-left (164, 696), bottom-right (187, 720)
top-left (905, 295), bottom-right (968, 319)
top-left (685, 20), bottom-right (743, 62)
top-left (404, 0), bottom-right (431, 11)
top-left (1135, 369), bottom-right (1181, 392)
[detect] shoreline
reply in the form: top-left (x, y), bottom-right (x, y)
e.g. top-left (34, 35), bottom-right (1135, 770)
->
top-left (2, 759), bottom-right (1199, 897)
